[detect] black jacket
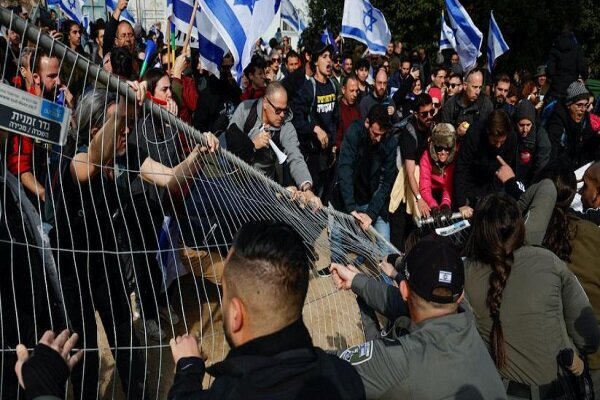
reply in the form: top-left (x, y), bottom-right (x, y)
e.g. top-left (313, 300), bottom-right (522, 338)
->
top-left (454, 120), bottom-right (517, 207)
top-left (168, 319), bottom-right (365, 400)
top-left (547, 102), bottom-right (599, 168)
top-left (546, 32), bottom-right (588, 99)
top-left (331, 120), bottom-right (397, 222)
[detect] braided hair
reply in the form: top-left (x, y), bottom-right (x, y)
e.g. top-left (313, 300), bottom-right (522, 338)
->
top-left (464, 193), bottom-right (525, 369)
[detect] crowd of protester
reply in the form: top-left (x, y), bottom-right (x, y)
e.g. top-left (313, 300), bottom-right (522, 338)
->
top-left (1, 2), bottom-right (600, 399)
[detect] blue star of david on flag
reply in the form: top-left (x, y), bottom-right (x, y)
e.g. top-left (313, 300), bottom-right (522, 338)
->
top-left (234, 0), bottom-right (257, 13)
top-left (341, 0), bottom-right (390, 55)
top-left (59, 0), bottom-right (84, 24)
top-left (363, 7), bottom-right (376, 32)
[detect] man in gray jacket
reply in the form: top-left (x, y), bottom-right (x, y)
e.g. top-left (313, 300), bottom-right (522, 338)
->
top-left (330, 235), bottom-right (507, 400)
top-left (229, 82), bottom-right (318, 201)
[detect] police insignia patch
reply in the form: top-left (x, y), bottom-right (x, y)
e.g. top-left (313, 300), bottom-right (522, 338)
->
top-left (340, 341), bottom-right (373, 365)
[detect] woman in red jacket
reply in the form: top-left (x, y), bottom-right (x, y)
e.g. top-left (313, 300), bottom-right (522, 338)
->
top-left (418, 123), bottom-right (458, 215)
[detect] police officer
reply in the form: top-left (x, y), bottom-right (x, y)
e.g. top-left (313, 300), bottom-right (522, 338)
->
top-left (331, 235), bottom-right (507, 399)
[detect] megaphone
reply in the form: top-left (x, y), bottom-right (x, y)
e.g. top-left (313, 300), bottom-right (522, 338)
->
top-left (140, 38), bottom-right (157, 78)
top-left (269, 139), bottom-right (287, 164)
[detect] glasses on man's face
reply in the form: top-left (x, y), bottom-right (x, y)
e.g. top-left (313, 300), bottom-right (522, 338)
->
top-left (449, 83), bottom-right (461, 89)
top-left (573, 101), bottom-right (589, 110)
top-left (432, 102), bottom-right (441, 109)
top-left (118, 32), bottom-right (134, 39)
top-left (434, 145), bottom-right (451, 152)
top-left (266, 97), bottom-right (289, 116)
top-left (418, 109), bottom-right (435, 118)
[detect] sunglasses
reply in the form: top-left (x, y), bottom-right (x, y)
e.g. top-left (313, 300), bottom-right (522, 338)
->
top-left (419, 110), bottom-right (436, 118)
top-left (266, 97), bottom-right (289, 116)
top-left (449, 83), bottom-right (461, 89)
top-left (434, 145), bottom-right (451, 152)
top-left (432, 102), bottom-right (441, 109)
top-left (271, 58), bottom-right (281, 64)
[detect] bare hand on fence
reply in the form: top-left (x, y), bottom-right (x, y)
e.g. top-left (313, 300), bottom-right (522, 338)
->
top-left (303, 190), bottom-right (322, 211)
top-left (201, 132), bottom-right (219, 152)
top-left (330, 263), bottom-right (360, 290)
top-left (417, 198), bottom-right (431, 219)
top-left (459, 205), bottom-right (473, 219)
top-left (170, 334), bottom-right (202, 365)
top-left (351, 211), bottom-right (372, 231)
top-left (15, 329), bottom-right (83, 390)
top-left (126, 80), bottom-right (147, 105)
top-left (495, 155), bottom-right (515, 183)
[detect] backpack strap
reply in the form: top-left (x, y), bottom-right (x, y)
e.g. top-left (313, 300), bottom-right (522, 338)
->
top-left (243, 100), bottom-right (260, 136)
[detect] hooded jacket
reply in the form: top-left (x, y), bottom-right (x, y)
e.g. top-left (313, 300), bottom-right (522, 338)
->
top-left (514, 100), bottom-right (551, 186)
top-left (454, 119), bottom-right (517, 207)
top-left (546, 32), bottom-right (588, 99)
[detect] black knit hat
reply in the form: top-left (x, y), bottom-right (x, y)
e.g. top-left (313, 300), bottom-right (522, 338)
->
top-left (514, 100), bottom-right (536, 124)
top-left (565, 81), bottom-right (590, 106)
top-left (402, 234), bottom-right (464, 304)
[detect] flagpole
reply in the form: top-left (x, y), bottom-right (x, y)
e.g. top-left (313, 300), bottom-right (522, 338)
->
top-left (166, 16), bottom-right (171, 71)
top-left (182, 0), bottom-right (198, 52)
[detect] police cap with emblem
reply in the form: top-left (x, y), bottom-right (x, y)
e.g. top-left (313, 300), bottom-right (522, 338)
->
top-left (402, 234), bottom-right (464, 304)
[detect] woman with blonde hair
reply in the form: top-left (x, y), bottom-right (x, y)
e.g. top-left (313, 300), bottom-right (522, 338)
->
top-left (418, 123), bottom-right (457, 218)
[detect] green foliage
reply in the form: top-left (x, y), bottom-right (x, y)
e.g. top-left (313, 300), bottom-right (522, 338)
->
top-left (303, 0), bottom-right (600, 77)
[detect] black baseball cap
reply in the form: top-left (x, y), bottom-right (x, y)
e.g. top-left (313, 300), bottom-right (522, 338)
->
top-left (402, 234), bottom-right (464, 304)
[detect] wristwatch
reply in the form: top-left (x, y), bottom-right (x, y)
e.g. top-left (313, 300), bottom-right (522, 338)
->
top-left (415, 194), bottom-right (422, 201)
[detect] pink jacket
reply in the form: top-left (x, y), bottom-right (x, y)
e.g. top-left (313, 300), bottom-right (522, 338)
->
top-left (419, 151), bottom-right (455, 208)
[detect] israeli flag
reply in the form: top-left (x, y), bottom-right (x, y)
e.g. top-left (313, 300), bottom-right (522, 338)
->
top-left (487, 11), bottom-right (509, 73)
top-left (281, 0), bottom-right (306, 33)
top-left (196, 9), bottom-right (229, 78)
top-left (444, 0), bottom-right (483, 72)
top-left (321, 27), bottom-right (339, 55)
top-left (341, 0), bottom-right (390, 55)
top-left (439, 13), bottom-right (456, 51)
top-left (167, 0), bottom-right (199, 38)
top-left (59, 0), bottom-right (85, 25)
top-left (105, 0), bottom-right (136, 25)
top-left (198, 0), bottom-right (281, 80)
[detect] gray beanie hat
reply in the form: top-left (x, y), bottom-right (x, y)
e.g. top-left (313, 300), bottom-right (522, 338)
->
top-left (565, 81), bottom-right (590, 105)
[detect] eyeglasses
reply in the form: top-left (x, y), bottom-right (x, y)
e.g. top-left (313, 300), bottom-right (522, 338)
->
top-left (573, 101), bottom-right (589, 109)
top-left (266, 97), bottom-right (289, 116)
top-left (449, 83), bottom-right (461, 89)
top-left (432, 102), bottom-right (441, 109)
top-left (434, 145), bottom-right (451, 152)
top-left (271, 58), bottom-right (281, 64)
top-left (118, 32), bottom-right (134, 39)
top-left (418, 110), bottom-right (435, 118)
